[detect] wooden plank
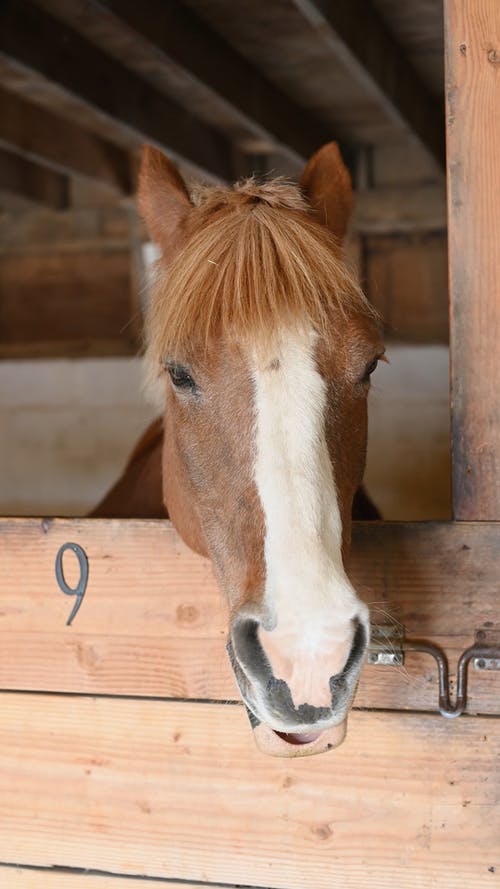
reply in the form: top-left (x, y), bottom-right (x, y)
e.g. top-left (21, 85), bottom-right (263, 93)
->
top-left (0, 248), bottom-right (139, 359)
top-left (0, 519), bottom-right (499, 715)
top-left (353, 184), bottom-right (447, 234)
top-left (0, 147), bottom-right (68, 209)
top-left (445, 0), bottom-right (500, 520)
top-left (0, 206), bottom-right (134, 252)
top-left (292, 0), bottom-right (445, 167)
top-left (0, 867), bottom-right (229, 888)
top-left (0, 695), bottom-right (498, 888)
top-left (364, 231), bottom-right (448, 342)
top-left (0, 87), bottom-right (132, 193)
top-left (0, 0), bottom-right (232, 183)
top-left (37, 0), bottom-right (337, 166)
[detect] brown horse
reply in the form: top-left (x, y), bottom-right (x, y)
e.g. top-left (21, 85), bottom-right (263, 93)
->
top-left (95, 143), bottom-right (384, 757)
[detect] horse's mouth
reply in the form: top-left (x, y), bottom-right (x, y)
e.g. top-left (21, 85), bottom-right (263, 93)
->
top-left (274, 730), bottom-right (324, 745)
top-left (253, 720), bottom-right (347, 757)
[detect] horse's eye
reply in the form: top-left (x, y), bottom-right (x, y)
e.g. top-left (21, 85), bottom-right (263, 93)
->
top-left (167, 364), bottom-right (196, 391)
top-left (362, 357), bottom-right (379, 383)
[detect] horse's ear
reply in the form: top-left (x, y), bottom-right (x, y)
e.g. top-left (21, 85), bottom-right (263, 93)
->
top-left (300, 142), bottom-right (353, 243)
top-left (138, 145), bottom-right (192, 261)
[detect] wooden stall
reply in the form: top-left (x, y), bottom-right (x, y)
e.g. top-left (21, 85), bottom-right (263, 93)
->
top-left (0, 1), bottom-right (499, 887)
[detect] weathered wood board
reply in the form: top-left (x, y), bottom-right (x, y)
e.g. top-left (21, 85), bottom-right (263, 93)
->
top-left (0, 695), bottom-right (498, 888)
top-left (0, 248), bottom-right (139, 359)
top-left (0, 869), bottom-right (222, 889)
top-left (445, 0), bottom-right (500, 519)
top-left (364, 231), bottom-right (448, 343)
top-left (0, 519), bottom-right (499, 715)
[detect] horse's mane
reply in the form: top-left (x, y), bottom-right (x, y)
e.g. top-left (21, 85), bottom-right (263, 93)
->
top-left (145, 176), bottom-right (374, 370)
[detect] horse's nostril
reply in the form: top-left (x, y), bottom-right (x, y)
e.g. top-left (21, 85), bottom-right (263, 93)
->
top-left (230, 616), bottom-right (273, 682)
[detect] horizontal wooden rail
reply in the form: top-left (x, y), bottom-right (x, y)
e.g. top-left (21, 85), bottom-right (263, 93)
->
top-left (0, 696), bottom-right (498, 887)
top-left (0, 518), bottom-right (499, 715)
top-left (0, 869), bottom-right (217, 889)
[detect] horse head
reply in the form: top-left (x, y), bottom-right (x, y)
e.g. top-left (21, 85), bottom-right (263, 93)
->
top-left (139, 143), bottom-right (384, 756)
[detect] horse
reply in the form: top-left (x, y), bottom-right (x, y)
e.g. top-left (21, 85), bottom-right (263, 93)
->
top-left (94, 142), bottom-right (385, 757)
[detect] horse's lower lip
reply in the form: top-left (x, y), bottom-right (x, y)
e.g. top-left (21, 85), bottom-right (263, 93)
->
top-left (273, 730), bottom-right (323, 745)
top-left (252, 720), bottom-right (348, 757)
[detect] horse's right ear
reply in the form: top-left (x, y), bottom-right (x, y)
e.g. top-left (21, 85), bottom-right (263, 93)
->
top-left (300, 142), bottom-right (353, 244)
top-left (138, 146), bottom-right (192, 261)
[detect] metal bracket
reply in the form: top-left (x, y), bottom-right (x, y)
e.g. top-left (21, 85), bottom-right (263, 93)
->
top-left (367, 625), bottom-right (500, 719)
top-left (368, 624), bottom-right (405, 666)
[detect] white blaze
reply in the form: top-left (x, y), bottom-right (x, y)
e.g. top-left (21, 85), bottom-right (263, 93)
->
top-left (252, 328), bottom-right (365, 706)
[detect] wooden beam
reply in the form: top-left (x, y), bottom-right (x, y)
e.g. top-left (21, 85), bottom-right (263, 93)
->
top-left (0, 86), bottom-right (133, 193)
top-left (0, 869), bottom-right (214, 889)
top-left (293, 0), bottom-right (446, 168)
top-left (0, 871), bottom-right (210, 889)
top-left (0, 147), bottom-right (69, 209)
top-left (1, 519), bottom-right (499, 716)
top-left (353, 185), bottom-right (447, 234)
top-left (0, 695), bottom-right (499, 886)
top-left (0, 0), bottom-right (233, 182)
top-left (50, 0), bottom-right (339, 166)
top-left (445, 0), bottom-right (500, 520)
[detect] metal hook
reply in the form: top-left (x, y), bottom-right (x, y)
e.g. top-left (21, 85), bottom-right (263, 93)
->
top-left (368, 625), bottom-right (500, 718)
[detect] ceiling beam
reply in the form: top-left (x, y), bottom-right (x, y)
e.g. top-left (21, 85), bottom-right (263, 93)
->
top-left (0, 87), bottom-right (133, 193)
top-left (292, 0), bottom-right (445, 169)
top-left (0, 0), bottom-right (234, 182)
top-left (0, 147), bottom-right (69, 209)
top-left (46, 0), bottom-right (340, 166)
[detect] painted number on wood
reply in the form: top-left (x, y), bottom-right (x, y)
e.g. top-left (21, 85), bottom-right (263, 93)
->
top-left (55, 542), bottom-right (89, 626)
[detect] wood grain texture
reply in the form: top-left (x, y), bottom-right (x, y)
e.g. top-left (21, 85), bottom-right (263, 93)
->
top-left (353, 185), bottom-right (447, 234)
top-left (0, 695), bottom-right (498, 888)
top-left (0, 87), bottom-right (132, 193)
top-left (364, 231), bottom-right (448, 342)
top-left (0, 248), bottom-right (139, 359)
top-left (445, 0), bottom-right (500, 519)
top-left (0, 147), bottom-right (68, 209)
top-left (1, 519), bottom-right (499, 714)
top-left (0, 868), bottom-right (231, 889)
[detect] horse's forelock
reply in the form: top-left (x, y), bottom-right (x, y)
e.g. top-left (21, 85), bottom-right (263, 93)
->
top-left (144, 177), bottom-right (376, 377)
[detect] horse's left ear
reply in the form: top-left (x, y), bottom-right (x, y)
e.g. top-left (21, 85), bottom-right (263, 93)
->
top-left (300, 142), bottom-right (353, 243)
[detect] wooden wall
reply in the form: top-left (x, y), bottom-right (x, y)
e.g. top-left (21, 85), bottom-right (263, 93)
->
top-left (364, 231), bottom-right (448, 343)
top-left (0, 518), bottom-right (499, 887)
top-left (0, 194), bottom-right (142, 359)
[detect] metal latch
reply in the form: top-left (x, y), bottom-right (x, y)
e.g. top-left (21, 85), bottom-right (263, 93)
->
top-left (368, 625), bottom-right (500, 719)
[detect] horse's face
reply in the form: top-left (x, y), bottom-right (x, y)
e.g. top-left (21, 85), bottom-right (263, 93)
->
top-left (140, 144), bottom-right (384, 756)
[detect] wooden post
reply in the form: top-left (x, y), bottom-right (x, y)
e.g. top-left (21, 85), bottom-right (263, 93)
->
top-left (445, 0), bottom-right (500, 519)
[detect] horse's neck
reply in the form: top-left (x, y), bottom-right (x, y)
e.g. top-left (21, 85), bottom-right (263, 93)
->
top-left (92, 418), bottom-right (209, 557)
top-left (91, 419), bottom-right (166, 519)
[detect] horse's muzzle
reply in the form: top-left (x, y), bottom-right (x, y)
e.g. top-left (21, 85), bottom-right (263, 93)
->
top-left (227, 619), bottom-right (368, 757)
